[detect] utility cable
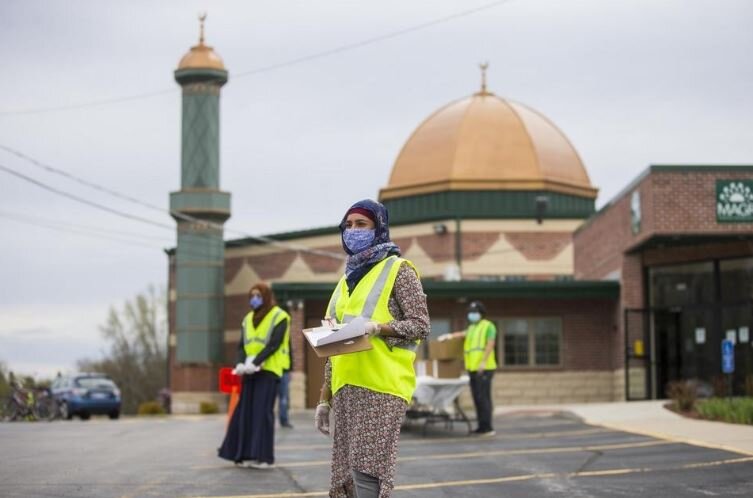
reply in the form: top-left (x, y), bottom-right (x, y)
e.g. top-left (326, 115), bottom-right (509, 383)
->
top-left (0, 0), bottom-right (513, 116)
top-left (0, 210), bottom-right (173, 243)
top-left (0, 163), bottom-right (174, 230)
top-left (0, 211), bottom-right (165, 250)
top-left (233, 0), bottom-right (513, 79)
top-left (0, 145), bottom-right (344, 260)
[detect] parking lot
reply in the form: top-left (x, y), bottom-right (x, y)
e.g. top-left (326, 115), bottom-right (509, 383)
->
top-left (1, 410), bottom-right (752, 497)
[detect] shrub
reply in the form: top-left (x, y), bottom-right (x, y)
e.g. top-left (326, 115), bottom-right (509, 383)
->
top-left (137, 401), bottom-right (166, 416)
top-left (745, 375), bottom-right (753, 397)
top-left (199, 401), bottom-right (219, 414)
top-left (696, 397), bottom-right (753, 425)
top-left (666, 380), bottom-right (697, 412)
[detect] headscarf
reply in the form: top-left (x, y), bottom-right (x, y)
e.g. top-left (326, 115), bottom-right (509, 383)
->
top-left (340, 199), bottom-right (401, 292)
top-left (248, 282), bottom-right (277, 327)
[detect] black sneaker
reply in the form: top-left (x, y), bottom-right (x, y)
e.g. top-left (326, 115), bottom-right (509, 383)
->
top-left (281, 422), bottom-right (294, 429)
top-left (478, 430), bottom-right (496, 437)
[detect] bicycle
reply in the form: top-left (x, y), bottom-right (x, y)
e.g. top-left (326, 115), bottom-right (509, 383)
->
top-left (1, 382), bottom-right (59, 422)
top-left (2, 382), bottom-right (37, 421)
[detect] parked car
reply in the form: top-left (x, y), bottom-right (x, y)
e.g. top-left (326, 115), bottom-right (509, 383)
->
top-left (51, 373), bottom-right (121, 420)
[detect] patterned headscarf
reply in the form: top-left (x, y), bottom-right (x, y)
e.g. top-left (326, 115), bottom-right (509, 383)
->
top-left (340, 199), bottom-right (401, 292)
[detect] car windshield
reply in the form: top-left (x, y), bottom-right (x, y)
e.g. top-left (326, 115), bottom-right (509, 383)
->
top-left (75, 377), bottom-right (116, 389)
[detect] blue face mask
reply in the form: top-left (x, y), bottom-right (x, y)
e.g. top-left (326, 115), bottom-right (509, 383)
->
top-left (249, 295), bottom-right (263, 310)
top-left (467, 312), bottom-right (481, 323)
top-left (343, 228), bottom-right (376, 254)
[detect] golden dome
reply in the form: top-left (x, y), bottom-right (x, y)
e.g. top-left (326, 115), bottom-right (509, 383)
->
top-left (379, 90), bottom-right (597, 201)
top-left (177, 14), bottom-right (225, 71)
top-left (177, 44), bottom-right (225, 71)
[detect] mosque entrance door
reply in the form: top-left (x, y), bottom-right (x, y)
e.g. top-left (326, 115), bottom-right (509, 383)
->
top-left (653, 309), bottom-right (683, 399)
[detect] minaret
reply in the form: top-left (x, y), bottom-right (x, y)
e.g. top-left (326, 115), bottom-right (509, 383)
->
top-left (169, 14), bottom-right (230, 408)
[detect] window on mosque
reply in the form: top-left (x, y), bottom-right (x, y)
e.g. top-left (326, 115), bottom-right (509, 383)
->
top-left (498, 318), bottom-right (562, 367)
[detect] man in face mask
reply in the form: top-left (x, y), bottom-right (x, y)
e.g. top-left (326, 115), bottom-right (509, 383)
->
top-left (441, 300), bottom-right (497, 436)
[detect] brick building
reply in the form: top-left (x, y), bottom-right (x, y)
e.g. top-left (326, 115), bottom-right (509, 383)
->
top-left (574, 166), bottom-right (753, 399)
top-left (166, 32), bottom-right (752, 412)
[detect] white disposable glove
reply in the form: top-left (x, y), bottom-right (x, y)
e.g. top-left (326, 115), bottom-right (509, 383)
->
top-left (437, 333), bottom-right (451, 342)
top-left (314, 402), bottom-right (331, 436)
top-left (243, 356), bottom-right (260, 374)
top-left (232, 363), bottom-right (244, 375)
top-left (364, 321), bottom-right (380, 337)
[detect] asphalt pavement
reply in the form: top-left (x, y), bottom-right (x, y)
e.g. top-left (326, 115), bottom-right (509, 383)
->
top-left (1, 404), bottom-right (752, 497)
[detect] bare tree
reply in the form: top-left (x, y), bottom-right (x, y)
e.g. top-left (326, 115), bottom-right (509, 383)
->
top-left (78, 286), bottom-right (167, 414)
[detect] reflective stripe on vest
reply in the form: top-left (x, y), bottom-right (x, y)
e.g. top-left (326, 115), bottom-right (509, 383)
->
top-left (464, 319), bottom-right (497, 371)
top-left (243, 306), bottom-right (290, 377)
top-left (328, 256), bottom-right (420, 402)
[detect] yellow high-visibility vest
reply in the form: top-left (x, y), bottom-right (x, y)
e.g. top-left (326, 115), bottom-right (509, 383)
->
top-left (327, 256), bottom-right (419, 403)
top-left (464, 319), bottom-right (497, 371)
top-left (243, 305), bottom-right (291, 377)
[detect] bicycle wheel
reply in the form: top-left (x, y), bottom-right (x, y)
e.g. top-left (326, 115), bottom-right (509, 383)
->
top-left (2, 397), bottom-right (20, 422)
top-left (35, 396), bottom-right (58, 421)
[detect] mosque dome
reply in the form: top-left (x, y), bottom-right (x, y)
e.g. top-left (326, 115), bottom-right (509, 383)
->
top-left (379, 84), bottom-right (597, 201)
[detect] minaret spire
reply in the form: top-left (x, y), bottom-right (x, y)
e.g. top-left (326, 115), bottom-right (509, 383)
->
top-left (198, 12), bottom-right (207, 45)
top-left (479, 62), bottom-right (490, 95)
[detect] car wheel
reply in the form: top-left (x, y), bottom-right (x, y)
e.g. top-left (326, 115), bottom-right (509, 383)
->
top-left (79, 412), bottom-right (91, 421)
top-left (109, 410), bottom-right (120, 420)
top-left (60, 401), bottom-right (73, 420)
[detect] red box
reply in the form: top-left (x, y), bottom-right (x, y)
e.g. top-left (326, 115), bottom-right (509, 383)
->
top-left (218, 367), bottom-right (241, 394)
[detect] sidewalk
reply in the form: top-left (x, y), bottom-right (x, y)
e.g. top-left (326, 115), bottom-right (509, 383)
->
top-left (496, 400), bottom-right (753, 457)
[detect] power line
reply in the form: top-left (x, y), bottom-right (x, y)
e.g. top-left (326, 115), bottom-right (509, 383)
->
top-left (233, 0), bottom-right (513, 79)
top-left (0, 210), bottom-right (173, 243)
top-left (0, 146), bottom-right (344, 259)
top-left (0, 0), bottom-right (513, 116)
top-left (0, 163), bottom-right (174, 230)
top-left (0, 211), bottom-right (165, 250)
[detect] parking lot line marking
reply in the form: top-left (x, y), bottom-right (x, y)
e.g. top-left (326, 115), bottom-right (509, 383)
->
top-left (189, 439), bottom-right (672, 472)
top-left (275, 427), bottom-right (612, 451)
top-left (188, 456), bottom-right (753, 498)
top-left (681, 456), bottom-right (753, 468)
top-left (279, 439), bottom-right (673, 469)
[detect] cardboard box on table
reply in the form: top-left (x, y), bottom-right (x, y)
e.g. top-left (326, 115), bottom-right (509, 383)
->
top-left (302, 316), bottom-right (373, 358)
top-left (415, 359), bottom-right (465, 379)
top-left (427, 336), bottom-right (464, 360)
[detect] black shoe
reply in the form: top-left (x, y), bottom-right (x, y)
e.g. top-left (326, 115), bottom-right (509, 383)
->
top-left (281, 422), bottom-right (294, 429)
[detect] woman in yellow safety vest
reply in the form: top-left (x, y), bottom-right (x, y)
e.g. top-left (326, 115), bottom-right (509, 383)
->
top-left (314, 199), bottom-right (430, 498)
top-left (218, 282), bottom-right (291, 469)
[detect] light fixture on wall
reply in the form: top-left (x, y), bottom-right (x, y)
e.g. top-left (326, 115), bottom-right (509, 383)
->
top-left (535, 195), bottom-right (549, 224)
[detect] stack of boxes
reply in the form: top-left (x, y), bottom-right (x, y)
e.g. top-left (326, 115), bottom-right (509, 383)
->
top-left (415, 336), bottom-right (465, 378)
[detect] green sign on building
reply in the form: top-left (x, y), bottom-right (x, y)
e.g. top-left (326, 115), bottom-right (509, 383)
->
top-left (717, 180), bottom-right (753, 222)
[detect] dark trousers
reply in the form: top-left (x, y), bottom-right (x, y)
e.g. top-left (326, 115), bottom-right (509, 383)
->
top-left (469, 370), bottom-right (494, 432)
top-left (278, 370), bottom-right (290, 425)
top-left (218, 372), bottom-right (279, 464)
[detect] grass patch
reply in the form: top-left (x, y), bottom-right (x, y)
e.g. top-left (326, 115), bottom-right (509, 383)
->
top-left (696, 397), bottom-right (753, 425)
top-left (199, 401), bottom-right (219, 414)
top-left (137, 401), bottom-right (166, 416)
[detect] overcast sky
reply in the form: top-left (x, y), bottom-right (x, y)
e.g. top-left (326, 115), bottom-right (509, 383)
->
top-left (1, 0), bottom-right (752, 378)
